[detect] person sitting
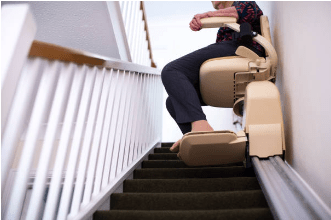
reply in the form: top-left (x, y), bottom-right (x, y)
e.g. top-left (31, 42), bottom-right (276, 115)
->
top-left (161, 1), bottom-right (265, 152)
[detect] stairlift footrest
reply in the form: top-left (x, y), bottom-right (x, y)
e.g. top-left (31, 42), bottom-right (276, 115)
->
top-left (178, 131), bottom-right (247, 166)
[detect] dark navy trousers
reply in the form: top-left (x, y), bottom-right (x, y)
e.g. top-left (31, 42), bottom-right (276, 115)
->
top-left (161, 40), bottom-right (264, 134)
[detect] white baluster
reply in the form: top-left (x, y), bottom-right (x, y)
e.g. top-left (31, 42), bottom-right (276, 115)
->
top-left (116, 72), bottom-right (135, 175)
top-left (1, 58), bottom-right (42, 196)
top-left (128, 73), bottom-right (142, 164)
top-left (132, 73), bottom-right (145, 161)
top-left (43, 64), bottom-right (87, 220)
top-left (135, 16), bottom-right (144, 64)
top-left (101, 69), bottom-right (125, 186)
top-left (124, 2), bottom-right (133, 40)
top-left (127, 1), bottom-right (136, 51)
top-left (69, 67), bottom-right (105, 215)
top-left (97, 69), bottom-right (124, 189)
top-left (119, 1), bottom-right (124, 10)
top-left (122, 73), bottom-right (138, 169)
top-left (92, 69), bottom-right (119, 195)
top-left (121, 2), bottom-right (129, 26)
top-left (82, 68), bottom-right (112, 205)
top-left (26, 62), bottom-right (75, 220)
top-left (107, 71), bottom-right (128, 181)
top-left (5, 60), bottom-right (61, 220)
top-left (136, 10), bottom-right (144, 64)
top-left (57, 65), bottom-right (96, 219)
top-left (130, 4), bottom-right (140, 63)
top-left (137, 74), bottom-right (148, 155)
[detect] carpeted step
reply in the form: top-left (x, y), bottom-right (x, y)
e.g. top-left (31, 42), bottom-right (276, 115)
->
top-left (134, 167), bottom-right (255, 179)
top-left (93, 141), bottom-right (273, 220)
top-left (94, 209), bottom-right (273, 220)
top-left (111, 190), bottom-right (268, 210)
top-left (142, 160), bottom-right (243, 168)
top-left (149, 153), bottom-right (179, 160)
top-left (123, 177), bottom-right (260, 193)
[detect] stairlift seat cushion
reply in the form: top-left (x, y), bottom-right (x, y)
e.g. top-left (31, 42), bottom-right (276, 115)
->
top-left (178, 131), bottom-right (247, 166)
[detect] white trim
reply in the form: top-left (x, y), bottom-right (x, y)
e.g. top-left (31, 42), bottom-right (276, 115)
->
top-left (1, 4), bottom-right (37, 132)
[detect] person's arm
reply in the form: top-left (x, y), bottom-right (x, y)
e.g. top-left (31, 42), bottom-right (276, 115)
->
top-left (190, 6), bottom-right (238, 31)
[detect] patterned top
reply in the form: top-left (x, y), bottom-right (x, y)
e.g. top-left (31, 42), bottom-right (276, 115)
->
top-left (216, 1), bottom-right (264, 53)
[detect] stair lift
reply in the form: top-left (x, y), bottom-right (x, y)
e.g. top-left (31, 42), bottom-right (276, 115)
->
top-left (177, 16), bottom-right (285, 167)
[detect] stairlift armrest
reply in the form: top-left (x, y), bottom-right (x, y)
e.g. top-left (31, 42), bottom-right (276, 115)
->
top-left (201, 17), bottom-right (237, 28)
top-left (225, 23), bottom-right (278, 77)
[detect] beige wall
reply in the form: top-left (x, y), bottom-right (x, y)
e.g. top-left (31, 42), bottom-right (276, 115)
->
top-left (260, 1), bottom-right (331, 208)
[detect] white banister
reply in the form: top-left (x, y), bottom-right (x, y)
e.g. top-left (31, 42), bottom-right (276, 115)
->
top-left (2, 4), bottom-right (162, 220)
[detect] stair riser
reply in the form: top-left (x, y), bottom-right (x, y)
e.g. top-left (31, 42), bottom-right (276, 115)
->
top-left (123, 177), bottom-right (260, 193)
top-left (94, 209), bottom-right (273, 220)
top-left (134, 167), bottom-right (255, 179)
top-left (111, 191), bottom-right (268, 210)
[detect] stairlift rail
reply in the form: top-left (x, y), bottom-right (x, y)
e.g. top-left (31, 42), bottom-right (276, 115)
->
top-left (252, 156), bottom-right (331, 220)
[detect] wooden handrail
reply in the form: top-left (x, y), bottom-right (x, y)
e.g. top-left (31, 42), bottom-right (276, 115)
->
top-left (28, 40), bottom-right (160, 75)
top-left (140, 1), bottom-right (156, 68)
top-left (29, 40), bottom-right (105, 66)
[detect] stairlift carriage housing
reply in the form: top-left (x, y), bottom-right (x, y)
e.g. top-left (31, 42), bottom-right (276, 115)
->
top-left (178, 16), bottom-right (286, 166)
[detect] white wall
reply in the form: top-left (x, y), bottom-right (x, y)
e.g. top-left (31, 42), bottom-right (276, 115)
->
top-left (145, 1), bottom-right (237, 142)
top-left (258, 1), bottom-right (331, 209)
top-left (2, 1), bottom-right (121, 59)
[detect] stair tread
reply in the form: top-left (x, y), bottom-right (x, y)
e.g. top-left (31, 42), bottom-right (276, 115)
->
top-left (94, 209), bottom-right (273, 220)
top-left (134, 166), bottom-right (254, 179)
top-left (111, 190), bottom-right (268, 210)
top-left (124, 177), bottom-right (260, 193)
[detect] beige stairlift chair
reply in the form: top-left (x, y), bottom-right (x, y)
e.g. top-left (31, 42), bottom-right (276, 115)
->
top-left (177, 16), bottom-right (285, 166)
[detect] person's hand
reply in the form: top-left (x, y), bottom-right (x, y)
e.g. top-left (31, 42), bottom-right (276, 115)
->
top-left (189, 13), bottom-right (208, 31)
top-left (189, 17), bottom-right (201, 31)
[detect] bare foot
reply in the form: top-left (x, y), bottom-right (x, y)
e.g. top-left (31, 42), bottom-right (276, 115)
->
top-left (191, 120), bottom-right (214, 132)
top-left (170, 139), bottom-right (181, 152)
top-left (170, 120), bottom-right (213, 153)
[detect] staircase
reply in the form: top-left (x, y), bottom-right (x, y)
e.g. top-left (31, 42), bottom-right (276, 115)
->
top-left (94, 143), bottom-right (274, 220)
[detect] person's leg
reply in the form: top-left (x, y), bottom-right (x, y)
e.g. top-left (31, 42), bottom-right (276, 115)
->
top-left (162, 41), bottom-right (239, 126)
top-left (166, 97), bottom-right (192, 134)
